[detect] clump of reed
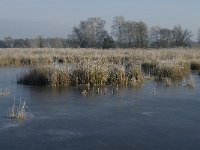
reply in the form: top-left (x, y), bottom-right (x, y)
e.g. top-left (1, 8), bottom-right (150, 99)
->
top-left (18, 62), bottom-right (145, 88)
top-left (18, 68), bottom-right (49, 86)
top-left (141, 61), bottom-right (190, 83)
top-left (81, 86), bottom-right (122, 96)
top-left (8, 98), bottom-right (33, 119)
top-left (183, 75), bottom-right (196, 88)
top-left (108, 65), bottom-right (129, 86)
top-left (0, 88), bottom-right (10, 96)
top-left (107, 65), bottom-right (144, 87)
top-left (154, 62), bottom-right (190, 80)
top-left (162, 77), bottom-right (172, 86)
top-left (186, 79), bottom-right (196, 88)
top-left (48, 66), bottom-right (70, 87)
top-left (70, 62), bottom-right (109, 86)
top-left (17, 66), bottom-right (70, 87)
top-left (128, 66), bottom-right (145, 87)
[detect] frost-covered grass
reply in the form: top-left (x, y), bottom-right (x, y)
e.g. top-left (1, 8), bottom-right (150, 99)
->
top-left (18, 62), bottom-right (144, 87)
top-left (2, 48), bottom-right (199, 87)
top-left (1, 48), bottom-right (200, 68)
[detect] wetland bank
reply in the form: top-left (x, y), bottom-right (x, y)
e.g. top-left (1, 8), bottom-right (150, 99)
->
top-left (1, 48), bottom-right (200, 88)
top-left (0, 48), bottom-right (200, 150)
top-left (1, 0), bottom-right (200, 149)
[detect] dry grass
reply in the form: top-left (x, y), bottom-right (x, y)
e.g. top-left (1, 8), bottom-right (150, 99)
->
top-left (2, 48), bottom-right (200, 87)
top-left (17, 66), bottom-right (70, 87)
top-left (18, 62), bottom-right (145, 88)
top-left (0, 48), bottom-right (200, 67)
top-left (155, 62), bottom-right (190, 80)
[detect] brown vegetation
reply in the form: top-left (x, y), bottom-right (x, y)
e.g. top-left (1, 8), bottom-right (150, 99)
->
top-left (0, 48), bottom-right (200, 67)
top-left (1, 48), bottom-right (200, 87)
top-left (18, 63), bottom-right (144, 88)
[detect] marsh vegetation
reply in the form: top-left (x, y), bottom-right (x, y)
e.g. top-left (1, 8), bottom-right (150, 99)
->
top-left (5, 48), bottom-right (197, 88)
top-left (0, 88), bottom-right (10, 97)
top-left (0, 58), bottom-right (200, 150)
top-left (8, 98), bottom-right (33, 119)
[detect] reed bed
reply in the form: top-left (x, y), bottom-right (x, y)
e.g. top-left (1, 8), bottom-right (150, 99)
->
top-left (2, 48), bottom-right (199, 87)
top-left (18, 65), bottom-right (70, 87)
top-left (18, 60), bottom-right (190, 88)
top-left (154, 62), bottom-right (190, 80)
top-left (1, 48), bottom-right (200, 67)
top-left (18, 61), bottom-right (145, 87)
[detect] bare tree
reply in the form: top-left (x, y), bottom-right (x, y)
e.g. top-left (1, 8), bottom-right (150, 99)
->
top-left (4, 37), bottom-right (14, 48)
top-left (149, 26), bottom-right (173, 48)
top-left (172, 25), bottom-right (192, 47)
top-left (134, 21), bottom-right (148, 48)
top-left (111, 16), bottom-right (126, 47)
top-left (159, 28), bottom-right (173, 48)
top-left (67, 17), bottom-right (107, 48)
top-left (149, 25), bottom-right (192, 48)
top-left (112, 17), bottom-right (148, 48)
top-left (35, 36), bottom-right (47, 48)
top-left (149, 26), bottom-right (160, 48)
top-left (50, 38), bottom-right (63, 48)
top-left (28, 39), bottom-right (38, 48)
top-left (13, 39), bottom-right (29, 48)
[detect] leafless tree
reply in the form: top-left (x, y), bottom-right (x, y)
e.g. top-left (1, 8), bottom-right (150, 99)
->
top-left (4, 37), bottom-right (14, 48)
top-left (111, 16), bottom-right (126, 47)
top-left (67, 17), bottom-right (107, 48)
top-left (50, 38), bottom-right (63, 48)
top-left (112, 17), bottom-right (148, 48)
top-left (134, 21), bottom-right (148, 48)
top-left (172, 25), bottom-right (192, 47)
top-left (149, 26), bottom-right (173, 48)
top-left (33, 36), bottom-right (47, 48)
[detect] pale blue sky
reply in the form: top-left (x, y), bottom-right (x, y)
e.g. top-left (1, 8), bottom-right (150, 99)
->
top-left (0, 0), bottom-right (199, 39)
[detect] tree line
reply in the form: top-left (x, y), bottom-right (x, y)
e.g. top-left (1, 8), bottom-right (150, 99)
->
top-left (1, 16), bottom-right (199, 48)
top-left (0, 36), bottom-right (68, 48)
